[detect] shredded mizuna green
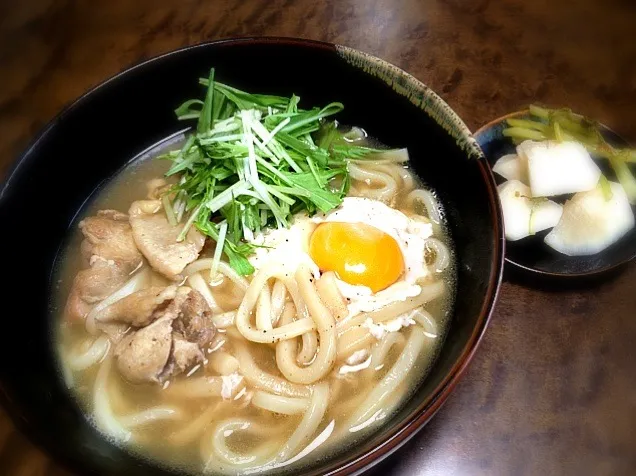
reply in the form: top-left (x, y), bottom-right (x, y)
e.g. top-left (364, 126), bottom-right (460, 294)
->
top-left (158, 68), bottom-right (390, 275)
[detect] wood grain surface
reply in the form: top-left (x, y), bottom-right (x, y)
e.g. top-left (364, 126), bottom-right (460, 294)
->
top-left (0, 1), bottom-right (635, 475)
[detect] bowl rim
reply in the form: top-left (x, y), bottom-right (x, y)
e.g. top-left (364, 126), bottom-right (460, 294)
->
top-left (474, 108), bottom-right (636, 279)
top-left (0, 36), bottom-right (505, 476)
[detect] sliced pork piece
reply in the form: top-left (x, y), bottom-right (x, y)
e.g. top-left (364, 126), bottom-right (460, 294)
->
top-left (64, 260), bottom-right (130, 322)
top-left (70, 258), bottom-right (131, 304)
top-left (129, 200), bottom-right (205, 280)
top-left (65, 289), bottom-right (93, 324)
top-left (115, 316), bottom-right (173, 384)
top-left (64, 211), bottom-right (143, 323)
top-left (93, 286), bottom-right (178, 327)
top-left (109, 287), bottom-right (216, 384)
top-left (79, 210), bottom-right (142, 265)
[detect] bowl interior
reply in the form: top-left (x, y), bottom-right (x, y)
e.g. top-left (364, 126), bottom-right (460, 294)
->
top-left (475, 111), bottom-right (636, 278)
top-left (0, 39), bottom-right (502, 475)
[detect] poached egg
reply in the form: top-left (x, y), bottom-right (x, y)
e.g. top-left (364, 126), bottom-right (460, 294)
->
top-left (247, 197), bottom-right (434, 318)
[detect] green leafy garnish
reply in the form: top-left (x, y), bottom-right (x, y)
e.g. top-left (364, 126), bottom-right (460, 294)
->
top-left (503, 104), bottom-right (636, 204)
top-left (159, 68), bottom-right (391, 275)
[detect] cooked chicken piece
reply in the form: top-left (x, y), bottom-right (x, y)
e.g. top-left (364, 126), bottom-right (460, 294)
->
top-left (161, 286), bottom-right (193, 320)
top-left (162, 336), bottom-right (205, 380)
top-left (94, 286), bottom-right (178, 327)
top-left (97, 322), bottom-right (129, 344)
top-left (79, 210), bottom-right (142, 265)
top-left (80, 239), bottom-right (94, 264)
top-left (70, 258), bottom-right (131, 304)
top-left (173, 288), bottom-right (214, 346)
top-left (110, 287), bottom-right (215, 384)
top-left (129, 200), bottom-right (205, 280)
top-left (64, 288), bottom-right (93, 324)
top-left (65, 259), bottom-right (129, 322)
top-left (65, 212), bottom-right (140, 324)
top-left (114, 316), bottom-right (173, 384)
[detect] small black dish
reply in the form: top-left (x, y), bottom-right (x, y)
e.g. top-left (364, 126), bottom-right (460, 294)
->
top-left (475, 110), bottom-right (636, 279)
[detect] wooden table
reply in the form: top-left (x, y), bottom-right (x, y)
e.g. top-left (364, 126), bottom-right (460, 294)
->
top-left (1, 1), bottom-right (635, 474)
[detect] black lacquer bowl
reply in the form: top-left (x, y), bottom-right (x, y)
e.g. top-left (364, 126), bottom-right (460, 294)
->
top-left (476, 110), bottom-right (636, 279)
top-left (0, 38), bottom-right (504, 476)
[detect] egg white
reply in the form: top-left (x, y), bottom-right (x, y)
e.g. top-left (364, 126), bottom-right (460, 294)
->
top-left (248, 215), bottom-right (318, 276)
top-left (247, 197), bottom-right (433, 320)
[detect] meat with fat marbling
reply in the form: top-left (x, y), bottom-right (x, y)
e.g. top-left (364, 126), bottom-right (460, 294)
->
top-left (129, 200), bottom-right (205, 280)
top-left (114, 316), bottom-right (173, 384)
top-left (64, 210), bottom-right (142, 322)
top-left (93, 286), bottom-right (178, 327)
top-left (109, 287), bottom-right (216, 384)
top-left (79, 210), bottom-right (142, 265)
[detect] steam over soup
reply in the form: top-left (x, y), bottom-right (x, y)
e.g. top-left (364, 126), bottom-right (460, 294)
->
top-left (55, 73), bottom-right (455, 474)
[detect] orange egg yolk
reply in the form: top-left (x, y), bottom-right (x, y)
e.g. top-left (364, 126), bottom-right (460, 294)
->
top-left (308, 222), bottom-right (404, 292)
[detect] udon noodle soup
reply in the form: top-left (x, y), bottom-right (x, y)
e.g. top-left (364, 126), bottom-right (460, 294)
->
top-left (55, 116), bottom-right (455, 474)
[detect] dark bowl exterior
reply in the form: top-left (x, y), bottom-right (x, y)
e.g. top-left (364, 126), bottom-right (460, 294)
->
top-left (0, 38), bottom-right (504, 476)
top-left (475, 110), bottom-right (636, 279)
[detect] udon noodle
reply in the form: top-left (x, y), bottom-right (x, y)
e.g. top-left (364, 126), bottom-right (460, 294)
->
top-left (55, 135), bottom-right (455, 474)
